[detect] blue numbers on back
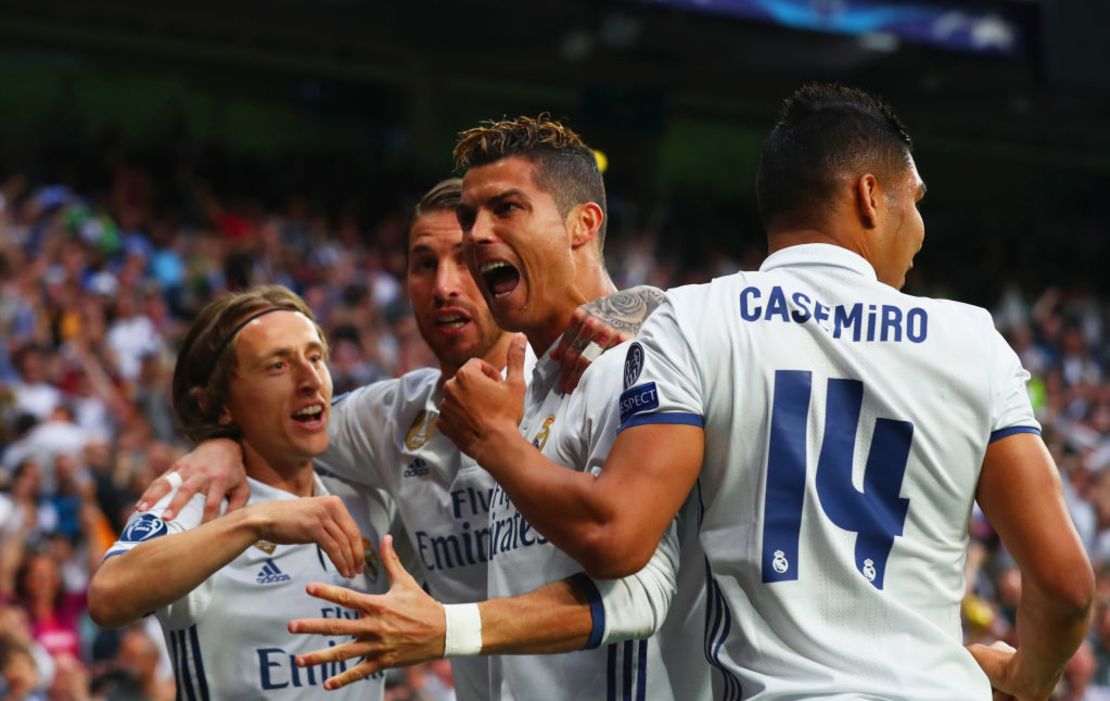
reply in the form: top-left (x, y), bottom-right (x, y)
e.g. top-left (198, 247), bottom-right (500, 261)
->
top-left (761, 370), bottom-right (913, 590)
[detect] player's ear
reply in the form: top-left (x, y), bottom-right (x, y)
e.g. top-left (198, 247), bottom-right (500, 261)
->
top-left (217, 407), bottom-right (233, 427)
top-left (854, 173), bottom-right (882, 230)
top-left (568, 202), bottom-right (604, 250)
top-left (194, 385), bottom-right (234, 427)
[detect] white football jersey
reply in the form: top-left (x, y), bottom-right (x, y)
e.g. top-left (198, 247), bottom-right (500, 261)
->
top-left (619, 244), bottom-right (1041, 701)
top-left (105, 475), bottom-right (393, 701)
top-left (486, 343), bottom-right (711, 701)
top-left (316, 355), bottom-right (532, 701)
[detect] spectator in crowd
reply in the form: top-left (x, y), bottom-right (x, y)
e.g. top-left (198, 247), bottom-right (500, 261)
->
top-left (0, 632), bottom-right (41, 701)
top-left (12, 551), bottom-right (85, 661)
top-left (107, 628), bottom-right (173, 701)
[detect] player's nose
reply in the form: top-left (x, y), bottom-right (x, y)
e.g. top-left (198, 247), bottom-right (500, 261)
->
top-left (433, 260), bottom-right (463, 300)
top-left (464, 208), bottom-right (499, 246)
top-left (295, 357), bottom-right (325, 392)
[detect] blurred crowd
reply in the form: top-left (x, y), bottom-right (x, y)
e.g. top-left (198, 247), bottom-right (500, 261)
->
top-left (0, 149), bottom-right (1106, 701)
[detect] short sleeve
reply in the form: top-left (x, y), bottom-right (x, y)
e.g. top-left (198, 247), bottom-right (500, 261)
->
top-left (985, 325), bottom-right (1041, 443)
top-left (102, 488), bottom-right (215, 626)
top-left (616, 296), bottom-right (705, 433)
top-left (575, 519), bottom-right (680, 648)
top-left (565, 341), bottom-right (684, 646)
top-left (315, 381), bottom-right (393, 488)
top-left (103, 488), bottom-right (205, 559)
top-left (564, 347), bottom-right (626, 475)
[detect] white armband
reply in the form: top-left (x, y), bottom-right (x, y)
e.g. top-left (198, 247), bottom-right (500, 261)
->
top-left (443, 603), bottom-right (483, 657)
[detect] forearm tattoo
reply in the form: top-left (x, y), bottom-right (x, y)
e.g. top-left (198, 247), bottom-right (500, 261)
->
top-left (586, 286), bottom-right (665, 335)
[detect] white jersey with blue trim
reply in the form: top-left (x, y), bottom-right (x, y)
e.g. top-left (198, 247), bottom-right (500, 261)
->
top-left (315, 353), bottom-right (533, 701)
top-left (486, 343), bottom-right (711, 701)
top-left (618, 244), bottom-right (1040, 701)
top-left (105, 474), bottom-right (393, 701)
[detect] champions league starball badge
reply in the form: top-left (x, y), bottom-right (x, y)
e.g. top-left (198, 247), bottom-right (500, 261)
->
top-left (624, 342), bottom-right (644, 390)
top-left (121, 513), bottom-right (168, 543)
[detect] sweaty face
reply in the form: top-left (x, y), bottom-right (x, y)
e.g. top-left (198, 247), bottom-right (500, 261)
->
top-left (878, 154), bottom-right (926, 290)
top-left (457, 156), bottom-right (576, 333)
top-left (406, 210), bottom-right (508, 372)
top-left (223, 311), bottom-right (332, 472)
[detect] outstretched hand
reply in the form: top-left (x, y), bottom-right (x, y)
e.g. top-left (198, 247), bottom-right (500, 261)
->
top-left (288, 535), bottom-right (447, 690)
top-left (439, 335), bottom-right (528, 465)
top-left (135, 438), bottom-right (249, 522)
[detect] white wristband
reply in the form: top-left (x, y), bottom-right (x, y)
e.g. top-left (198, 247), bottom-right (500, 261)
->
top-left (442, 603), bottom-right (483, 657)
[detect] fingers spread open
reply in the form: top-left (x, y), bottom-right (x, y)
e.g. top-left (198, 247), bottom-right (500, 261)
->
top-left (379, 535), bottom-right (406, 586)
top-left (294, 639), bottom-right (376, 668)
top-left (323, 660), bottom-right (383, 691)
top-left (289, 613), bottom-right (370, 638)
top-left (304, 581), bottom-right (366, 610)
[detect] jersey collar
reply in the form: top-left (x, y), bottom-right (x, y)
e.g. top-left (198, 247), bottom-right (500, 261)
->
top-left (530, 340), bottom-right (564, 400)
top-left (247, 472), bottom-right (329, 502)
top-left (759, 243), bottom-right (878, 281)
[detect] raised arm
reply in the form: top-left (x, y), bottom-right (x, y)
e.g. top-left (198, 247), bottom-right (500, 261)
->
top-left (438, 336), bottom-right (702, 578)
top-left (969, 433), bottom-right (1093, 700)
top-left (89, 496), bottom-right (365, 628)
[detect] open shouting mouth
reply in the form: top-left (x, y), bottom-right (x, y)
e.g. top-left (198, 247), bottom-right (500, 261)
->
top-left (479, 260), bottom-right (521, 299)
top-left (291, 403), bottom-right (326, 429)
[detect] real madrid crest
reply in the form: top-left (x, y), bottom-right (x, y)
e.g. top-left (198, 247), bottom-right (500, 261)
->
top-left (772, 549), bottom-right (789, 574)
top-left (531, 415), bottom-right (555, 451)
top-left (862, 558), bottom-right (876, 582)
top-left (405, 409), bottom-right (437, 451)
top-left (254, 540), bottom-right (277, 555)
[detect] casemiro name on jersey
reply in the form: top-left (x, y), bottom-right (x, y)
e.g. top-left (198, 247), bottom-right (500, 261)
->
top-left (740, 285), bottom-right (928, 343)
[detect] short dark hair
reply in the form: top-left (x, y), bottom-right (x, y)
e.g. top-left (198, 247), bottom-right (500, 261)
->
top-left (756, 83), bottom-right (914, 232)
top-left (172, 285), bottom-right (327, 443)
top-left (454, 115), bottom-right (608, 251)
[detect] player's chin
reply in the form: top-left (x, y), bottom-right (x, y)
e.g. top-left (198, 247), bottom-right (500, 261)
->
top-left (434, 341), bottom-right (482, 372)
top-left (291, 432), bottom-right (330, 459)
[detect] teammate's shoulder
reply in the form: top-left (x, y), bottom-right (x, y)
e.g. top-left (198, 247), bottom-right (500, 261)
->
top-left (397, 366), bottom-right (442, 392)
top-left (578, 340), bottom-right (634, 393)
top-left (899, 291), bottom-right (996, 327)
top-left (333, 367), bottom-right (440, 407)
top-left (119, 487), bottom-right (207, 542)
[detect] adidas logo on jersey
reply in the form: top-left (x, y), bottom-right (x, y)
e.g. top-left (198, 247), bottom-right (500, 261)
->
top-left (256, 559), bottom-right (291, 584)
top-left (403, 458), bottom-right (430, 478)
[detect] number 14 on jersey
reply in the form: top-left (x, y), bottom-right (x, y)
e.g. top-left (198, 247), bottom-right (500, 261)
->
top-left (761, 370), bottom-right (914, 590)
